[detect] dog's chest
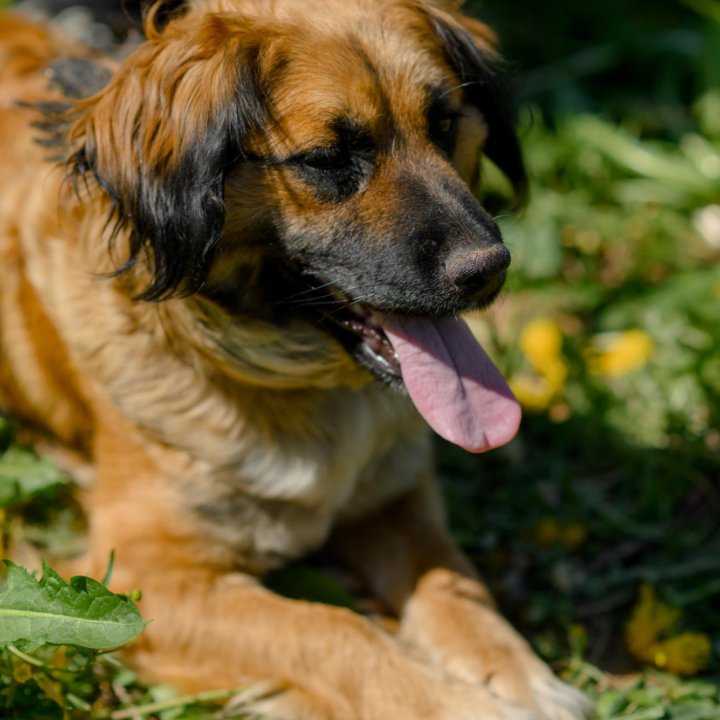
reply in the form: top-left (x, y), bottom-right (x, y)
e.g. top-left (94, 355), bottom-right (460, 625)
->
top-left (184, 386), bottom-right (431, 571)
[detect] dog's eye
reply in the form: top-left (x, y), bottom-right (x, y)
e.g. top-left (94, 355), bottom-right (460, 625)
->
top-left (290, 129), bottom-right (375, 202)
top-left (429, 111), bottom-right (460, 155)
top-left (435, 117), bottom-right (455, 136)
top-left (301, 147), bottom-right (350, 171)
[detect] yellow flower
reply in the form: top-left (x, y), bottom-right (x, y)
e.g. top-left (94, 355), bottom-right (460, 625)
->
top-left (512, 318), bottom-right (569, 410)
top-left (510, 374), bottom-right (556, 411)
top-left (626, 584), bottom-right (679, 660)
top-left (568, 623), bottom-right (589, 657)
top-left (652, 633), bottom-right (712, 676)
top-left (561, 522), bottom-right (588, 551)
top-left (534, 517), bottom-right (562, 546)
top-left (543, 359), bottom-right (568, 394)
top-left (520, 318), bottom-right (564, 371)
top-left (588, 329), bottom-right (654, 377)
top-left (531, 518), bottom-right (588, 550)
top-left (625, 584), bottom-right (711, 676)
top-left (12, 662), bottom-right (33, 684)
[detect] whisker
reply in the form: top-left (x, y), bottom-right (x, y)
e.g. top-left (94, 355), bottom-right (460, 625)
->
top-left (436, 80), bottom-right (478, 99)
top-left (291, 298), bottom-right (344, 309)
top-left (348, 293), bottom-right (375, 305)
top-left (280, 282), bottom-right (366, 307)
top-left (278, 280), bottom-right (338, 304)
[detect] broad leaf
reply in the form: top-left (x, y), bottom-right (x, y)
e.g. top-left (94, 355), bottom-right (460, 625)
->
top-left (0, 446), bottom-right (70, 507)
top-left (0, 561), bottom-right (146, 650)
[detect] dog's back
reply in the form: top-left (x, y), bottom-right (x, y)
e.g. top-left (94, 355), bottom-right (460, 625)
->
top-left (0, 15), bottom-right (61, 82)
top-left (0, 15), bottom-right (92, 448)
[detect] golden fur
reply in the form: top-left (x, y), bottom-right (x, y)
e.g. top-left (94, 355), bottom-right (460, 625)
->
top-left (0, 2), bottom-right (590, 718)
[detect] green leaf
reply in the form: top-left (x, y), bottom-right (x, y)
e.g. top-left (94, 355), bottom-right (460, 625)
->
top-left (570, 116), bottom-right (714, 198)
top-left (0, 561), bottom-right (146, 650)
top-left (596, 689), bottom-right (630, 718)
top-left (0, 446), bottom-right (70, 508)
top-left (668, 701), bottom-right (720, 720)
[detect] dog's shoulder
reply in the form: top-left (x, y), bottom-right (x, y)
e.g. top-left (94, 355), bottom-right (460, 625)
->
top-left (0, 14), bottom-right (61, 84)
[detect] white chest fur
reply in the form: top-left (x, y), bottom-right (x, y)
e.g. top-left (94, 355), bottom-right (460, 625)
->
top-left (172, 384), bottom-right (433, 571)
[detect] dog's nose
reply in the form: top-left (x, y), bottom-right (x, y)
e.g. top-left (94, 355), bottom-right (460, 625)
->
top-left (444, 244), bottom-right (511, 299)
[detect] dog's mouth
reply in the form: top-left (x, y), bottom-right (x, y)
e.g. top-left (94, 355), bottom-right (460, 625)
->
top-left (322, 299), bottom-right (402, 382)
top-left (205, 266), bottom-right (521, 454)
top-left (316, 289), bottom-right (522, 454)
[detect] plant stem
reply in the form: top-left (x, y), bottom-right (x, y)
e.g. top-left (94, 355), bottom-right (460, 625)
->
top-left (108, 685), bottom-right (273, 719)
top-left (6, 644), bottom-right (46, 668)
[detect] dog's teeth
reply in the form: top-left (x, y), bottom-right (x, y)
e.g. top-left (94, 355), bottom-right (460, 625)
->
top-left (319, 288), bottom-right (399, 374)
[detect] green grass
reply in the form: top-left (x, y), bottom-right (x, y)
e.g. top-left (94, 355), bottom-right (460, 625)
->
top-left (2, 0), bottom-right (720, 716)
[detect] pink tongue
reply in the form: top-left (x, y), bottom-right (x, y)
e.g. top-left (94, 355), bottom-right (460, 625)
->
top-left (382, 316), bottom-right (521, 453)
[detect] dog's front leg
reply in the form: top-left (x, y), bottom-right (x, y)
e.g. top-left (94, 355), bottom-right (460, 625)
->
top-left (129, 572), bottom-right (548, 720)
top-left (84, 423), bottom-right (534, 720)
top-left (331, 480), bottom-right (592, 720)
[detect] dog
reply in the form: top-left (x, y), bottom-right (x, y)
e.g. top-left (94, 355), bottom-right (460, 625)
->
top-left (0, 2), bottom-right (590, 718)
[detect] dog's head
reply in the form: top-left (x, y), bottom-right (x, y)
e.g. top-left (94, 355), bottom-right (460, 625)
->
top-left (65, 0), bottom-right (526, 449)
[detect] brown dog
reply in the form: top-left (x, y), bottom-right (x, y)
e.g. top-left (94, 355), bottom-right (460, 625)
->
top-left (0, 2), bottom-right (590, 718)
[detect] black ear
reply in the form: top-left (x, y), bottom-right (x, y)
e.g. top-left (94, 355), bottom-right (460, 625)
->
top-left (120, 81), bottom-right (263, 302)
top-left (139, 0), bottom-right (188, 32)
top-left (67, 15), bottom-right (268, 301)
top-left (427, 9), bottom-right (528, 204)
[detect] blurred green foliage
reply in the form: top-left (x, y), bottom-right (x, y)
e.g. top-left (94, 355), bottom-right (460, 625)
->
top-left (472, 0), bottom-right (720, 132)
top-left (442, 0), bottom-right (720, 708)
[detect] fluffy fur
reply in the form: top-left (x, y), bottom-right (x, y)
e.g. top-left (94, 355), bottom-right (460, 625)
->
top-left (0, 2), bottom-right (589, 718)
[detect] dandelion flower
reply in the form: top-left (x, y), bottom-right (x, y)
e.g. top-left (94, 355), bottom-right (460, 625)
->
top-left (652, 633), bottom-right (712, 676)
top-left (561, 522), bottom-right (588, 551)
top-left (512, 318), bottom-right (569, 410)
top-left (568, 623), bottom-right (589, 656)
top-left (12, 662), bottom-right (33, 684)
top-left (588, 329), bottom-right (654, 377)
top-left (534, 517), bottom-right (562, 546)
top-left (520, 318), bottom-right (564, 371)
top-left (510, 374), bottom-right (556, 411)
top-left (625, 584), bottom-right (679, 660)
top-left (625, 584), bottom-right (711, 676)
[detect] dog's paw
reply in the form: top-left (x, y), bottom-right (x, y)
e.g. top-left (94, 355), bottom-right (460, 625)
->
top-left (429, 683), bottom-right (544, 720)
top-left (441, 662), bottom-right (591, 720)
top-left (529, 672), bottom-right (594, 720)
top-left (400, 572), bottom-right (592, 720)
top-left (478, 642), bottom-right (592, 720)
top-left (240, 664), bottom-right (547, 720)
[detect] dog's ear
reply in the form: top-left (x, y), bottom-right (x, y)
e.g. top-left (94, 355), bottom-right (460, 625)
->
top-left (139, 0), bottom-right (190, 32)
top-left (67, 13), bottom-right (268, 301)
top-left (424, 5), bottom-right (528, 204)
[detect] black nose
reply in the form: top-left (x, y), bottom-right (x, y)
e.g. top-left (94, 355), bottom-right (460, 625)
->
top-left (444, 244), bottom-right (511, 300)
